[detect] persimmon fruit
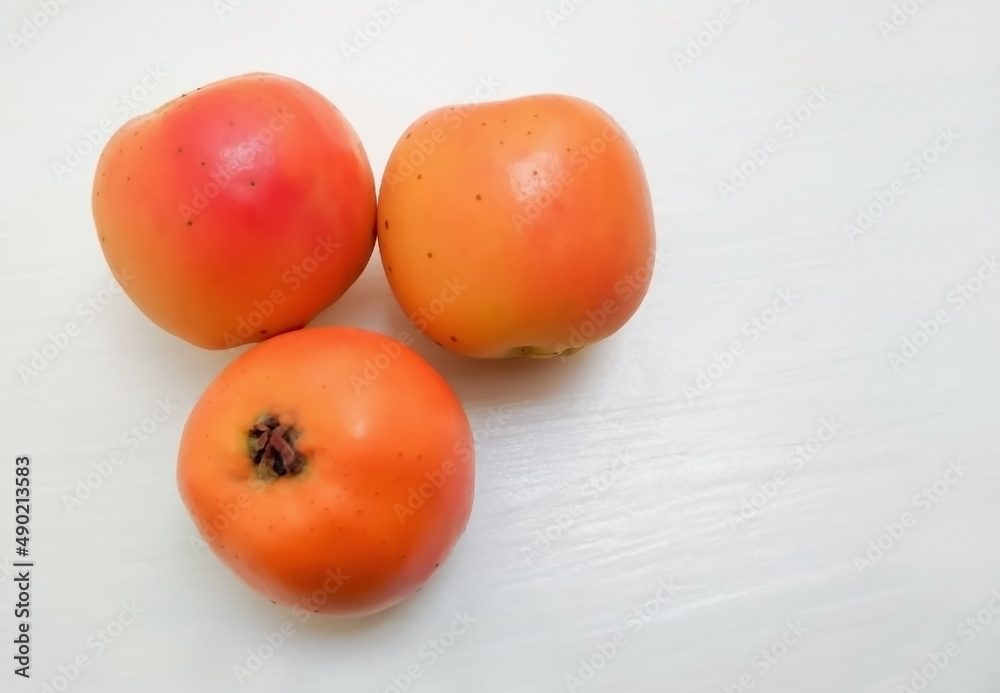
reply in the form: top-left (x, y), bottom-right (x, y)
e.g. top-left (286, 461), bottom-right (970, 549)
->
top-left (377, 94), bottom-right (656, 358)
top-left (92, 72), bottom-right (376, 349)
top-left (176, 327), bottom-right (474, 617)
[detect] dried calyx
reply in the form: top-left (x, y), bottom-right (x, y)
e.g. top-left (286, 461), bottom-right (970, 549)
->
top-left (247, 415), bottom-right (305, 478)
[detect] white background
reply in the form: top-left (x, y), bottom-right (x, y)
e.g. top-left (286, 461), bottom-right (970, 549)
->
top-left (2, 0), bottom-right (1000, 691)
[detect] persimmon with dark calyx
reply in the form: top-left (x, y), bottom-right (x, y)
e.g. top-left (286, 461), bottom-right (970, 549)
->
top-left (92, 72), bottom-right (376, 349)
top-left (176, 327), bottom-right (475, 617)
top-left (377, 93), bottom-right (656, 358)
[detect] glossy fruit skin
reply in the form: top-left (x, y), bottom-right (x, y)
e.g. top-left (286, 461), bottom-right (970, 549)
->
top-left (177, 327), bottom-right (474, 617)
top-left (377, 94), bottom-right (655, 358)
top-left (93, 72), bottom-right (376, 349)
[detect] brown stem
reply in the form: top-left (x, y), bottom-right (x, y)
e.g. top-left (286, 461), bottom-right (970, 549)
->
top-left (247, 415), bottom-right (305, 478)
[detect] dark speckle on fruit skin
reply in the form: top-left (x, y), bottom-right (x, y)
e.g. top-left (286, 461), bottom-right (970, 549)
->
top-left (384, 220), bottom-right (389, 229)
top-left (476, 194), bottom-right (482, 200)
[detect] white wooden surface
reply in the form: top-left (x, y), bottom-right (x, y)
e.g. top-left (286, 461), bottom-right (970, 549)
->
top-left (2, 1), bottom-right (1000, 691)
